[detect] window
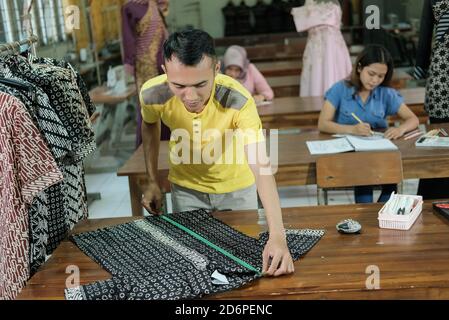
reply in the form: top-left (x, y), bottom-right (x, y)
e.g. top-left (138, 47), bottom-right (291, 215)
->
top-left (0, 0), bottom-right (66, 46)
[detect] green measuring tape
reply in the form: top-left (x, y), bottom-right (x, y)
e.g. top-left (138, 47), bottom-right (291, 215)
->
top-left (160, 215), bottom-right (262, 276)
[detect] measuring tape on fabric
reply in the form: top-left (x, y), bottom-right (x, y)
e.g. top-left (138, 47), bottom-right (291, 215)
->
top-left (160, 215), bottom-right (263, 276)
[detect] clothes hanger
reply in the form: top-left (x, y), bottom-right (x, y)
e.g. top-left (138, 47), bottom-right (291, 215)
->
top-left (0, 42), bottom-right (36, 99)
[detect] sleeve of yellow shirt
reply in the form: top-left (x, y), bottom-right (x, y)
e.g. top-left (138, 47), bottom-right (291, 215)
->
top-left (233, 98), bottom-right (266, 145)
top-left (139, 83), bottom-right (163, 124)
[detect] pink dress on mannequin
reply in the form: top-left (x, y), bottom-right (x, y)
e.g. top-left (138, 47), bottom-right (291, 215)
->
top-left (292, 1), bottom-right (352, 97)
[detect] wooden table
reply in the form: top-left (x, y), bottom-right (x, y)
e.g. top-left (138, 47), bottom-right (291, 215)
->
top-left (267, 69), bottom-right (414, 97)
top-left (117, 123), bottom-right (449, 216)
top-left (17, 202), bottom-right (449, 299)
top-left (258, 87), bottom-right (426, 129)
top-left (89, 84), bottom-right (137, 105)
top-left (267, 124), bottom-right (449, 187)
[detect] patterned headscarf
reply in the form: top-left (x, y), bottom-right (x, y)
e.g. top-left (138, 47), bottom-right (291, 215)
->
top-left (223, 45), bottom-right (250, 81)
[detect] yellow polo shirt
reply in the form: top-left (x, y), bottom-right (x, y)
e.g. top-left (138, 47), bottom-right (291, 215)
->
top-left (140, 73), bottom-right (264, 194)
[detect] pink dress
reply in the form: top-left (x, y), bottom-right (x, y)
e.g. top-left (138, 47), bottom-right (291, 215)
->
top-left (292, 2), bottom-right (352, 97)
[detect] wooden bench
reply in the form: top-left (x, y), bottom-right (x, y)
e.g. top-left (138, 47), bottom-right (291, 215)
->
top-left (266, 69), bottom-right (414, 98)
top-left (258, 87), bottom-right (426, 129)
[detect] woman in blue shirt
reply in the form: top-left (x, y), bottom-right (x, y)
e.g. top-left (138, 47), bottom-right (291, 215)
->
top-left (318, 45), bottom-right (419, 203)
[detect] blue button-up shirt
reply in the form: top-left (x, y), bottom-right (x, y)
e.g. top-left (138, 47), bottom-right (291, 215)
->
top-left (324, 80), bottom-right (404, 129)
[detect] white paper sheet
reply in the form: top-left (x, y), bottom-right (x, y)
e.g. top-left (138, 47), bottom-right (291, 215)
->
top-left (333, 132), bottom-right (384, 140)
top-left (345, 135), bottom-right (398, 151)
top-left (306, 138), bottom-right (355, 155)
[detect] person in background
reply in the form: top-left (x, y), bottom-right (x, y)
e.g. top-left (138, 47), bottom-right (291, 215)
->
top-left (122, 0), bottom-right (170, 146)
top-left (413, 0), bottom-right (449, 200)
top-left (223, 45), bottom-right (274, 104)
top-left (318, 44), bottom-right (419, 203)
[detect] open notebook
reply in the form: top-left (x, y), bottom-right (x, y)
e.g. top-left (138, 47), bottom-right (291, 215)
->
top-left (307, 135), bottom-right (398, 155)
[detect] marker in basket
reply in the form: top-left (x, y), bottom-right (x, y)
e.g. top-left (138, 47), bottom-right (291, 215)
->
top-left (396, 196), bottom-right (407, 215)
top-left (385, 191), bottom-right (396, 213)
top-left (403, 197), bottom-right (412, 215)
top-left (351, 113), bottom-right (375, 136)
top-left (440, 128), bottom-right (448, 137)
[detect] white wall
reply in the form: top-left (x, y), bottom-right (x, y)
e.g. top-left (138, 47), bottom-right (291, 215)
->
top-left (167, 0), bottom-right (272, 38)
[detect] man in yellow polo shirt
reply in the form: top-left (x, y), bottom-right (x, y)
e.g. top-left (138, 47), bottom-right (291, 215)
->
top-left (139, 29), bottom-right (293, 277)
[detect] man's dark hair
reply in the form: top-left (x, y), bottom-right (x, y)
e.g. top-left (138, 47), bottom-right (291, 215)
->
top-left (163, 28), bottom-right (216, 66)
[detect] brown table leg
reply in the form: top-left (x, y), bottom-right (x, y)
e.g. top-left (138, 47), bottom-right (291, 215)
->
top-left (129, 176), bottom-right (143, 216)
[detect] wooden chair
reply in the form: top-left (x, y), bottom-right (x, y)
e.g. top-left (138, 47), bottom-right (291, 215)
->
top-left (316, 151), bottom-right (403, 205)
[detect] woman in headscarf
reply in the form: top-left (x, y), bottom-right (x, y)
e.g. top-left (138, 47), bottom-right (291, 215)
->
top-left (223, 45), bottom-right (274, 103)
top-left (122, 0), bottom-right (170, 146)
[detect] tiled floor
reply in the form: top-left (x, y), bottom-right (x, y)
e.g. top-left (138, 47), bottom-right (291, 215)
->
top-left (85, 172), bottom-right (420, 219)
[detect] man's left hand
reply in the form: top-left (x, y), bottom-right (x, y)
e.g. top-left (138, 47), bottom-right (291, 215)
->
top-left (262, 236), bottom-right (294, 276)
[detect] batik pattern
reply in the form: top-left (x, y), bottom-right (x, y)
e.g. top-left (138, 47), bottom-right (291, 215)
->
top-left (0, 93), bottom-right (63, 300)
top-left (32, 57), bottom-right (96, 117)
top-left (0, 57), bottom-right (92, 274)
top-left (414, 0), bottom-right (449, 119)
top-left (0, 79), bottom-right (66, 275)
top-left (4, 56), bottom-right (96, 161)
top-left (65, 209), bottom-right (324, 300)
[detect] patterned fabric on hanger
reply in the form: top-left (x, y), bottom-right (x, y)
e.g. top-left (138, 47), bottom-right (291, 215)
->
top-left (32, 57), bottom-right (96, 117)
top-left (0, 78), bottom-right (69, 273)
top-left (0, 92), bottom-right (63, 300)
top-left (4, 55), bottom-right (96, 161)
top-left (0, 56), bottom-right (92, 273)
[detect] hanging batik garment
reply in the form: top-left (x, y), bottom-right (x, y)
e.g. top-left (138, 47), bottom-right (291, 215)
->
top-left (0, 80), bottom-right (69, 274)
top-left (0, 59), bottom-right (72, 273)
top-left (0, 56), bottom-right (94, 272)
top-left (65, 209), bottom-right (324, 300)
top-left (0, 92), bottom-right (63, 300)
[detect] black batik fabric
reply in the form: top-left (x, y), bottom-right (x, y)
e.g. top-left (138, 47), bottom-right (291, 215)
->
top-left (4, 56), bottom-right (96, 162)
top-left (31, 57), bottom-right (96, 117)
top-left (0, 65), bottom-right (73, 162)
top-left (65, 210), bottom-right (324, 300)
top-left (414, 0), bottom-right (449, 119)
top-left (62, 163), bottom-right (88, 231)
top-left (0, 77), bottom-right (68, 273)
top-left (0, 56), bottom-right (93, 273)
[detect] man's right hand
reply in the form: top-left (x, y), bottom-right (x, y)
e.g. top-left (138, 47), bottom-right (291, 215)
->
top-left (141, 181), bottom-right (163, 215)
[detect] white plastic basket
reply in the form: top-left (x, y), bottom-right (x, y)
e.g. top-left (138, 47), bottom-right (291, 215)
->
top-left (378, 195), bottom-right (423, 230)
